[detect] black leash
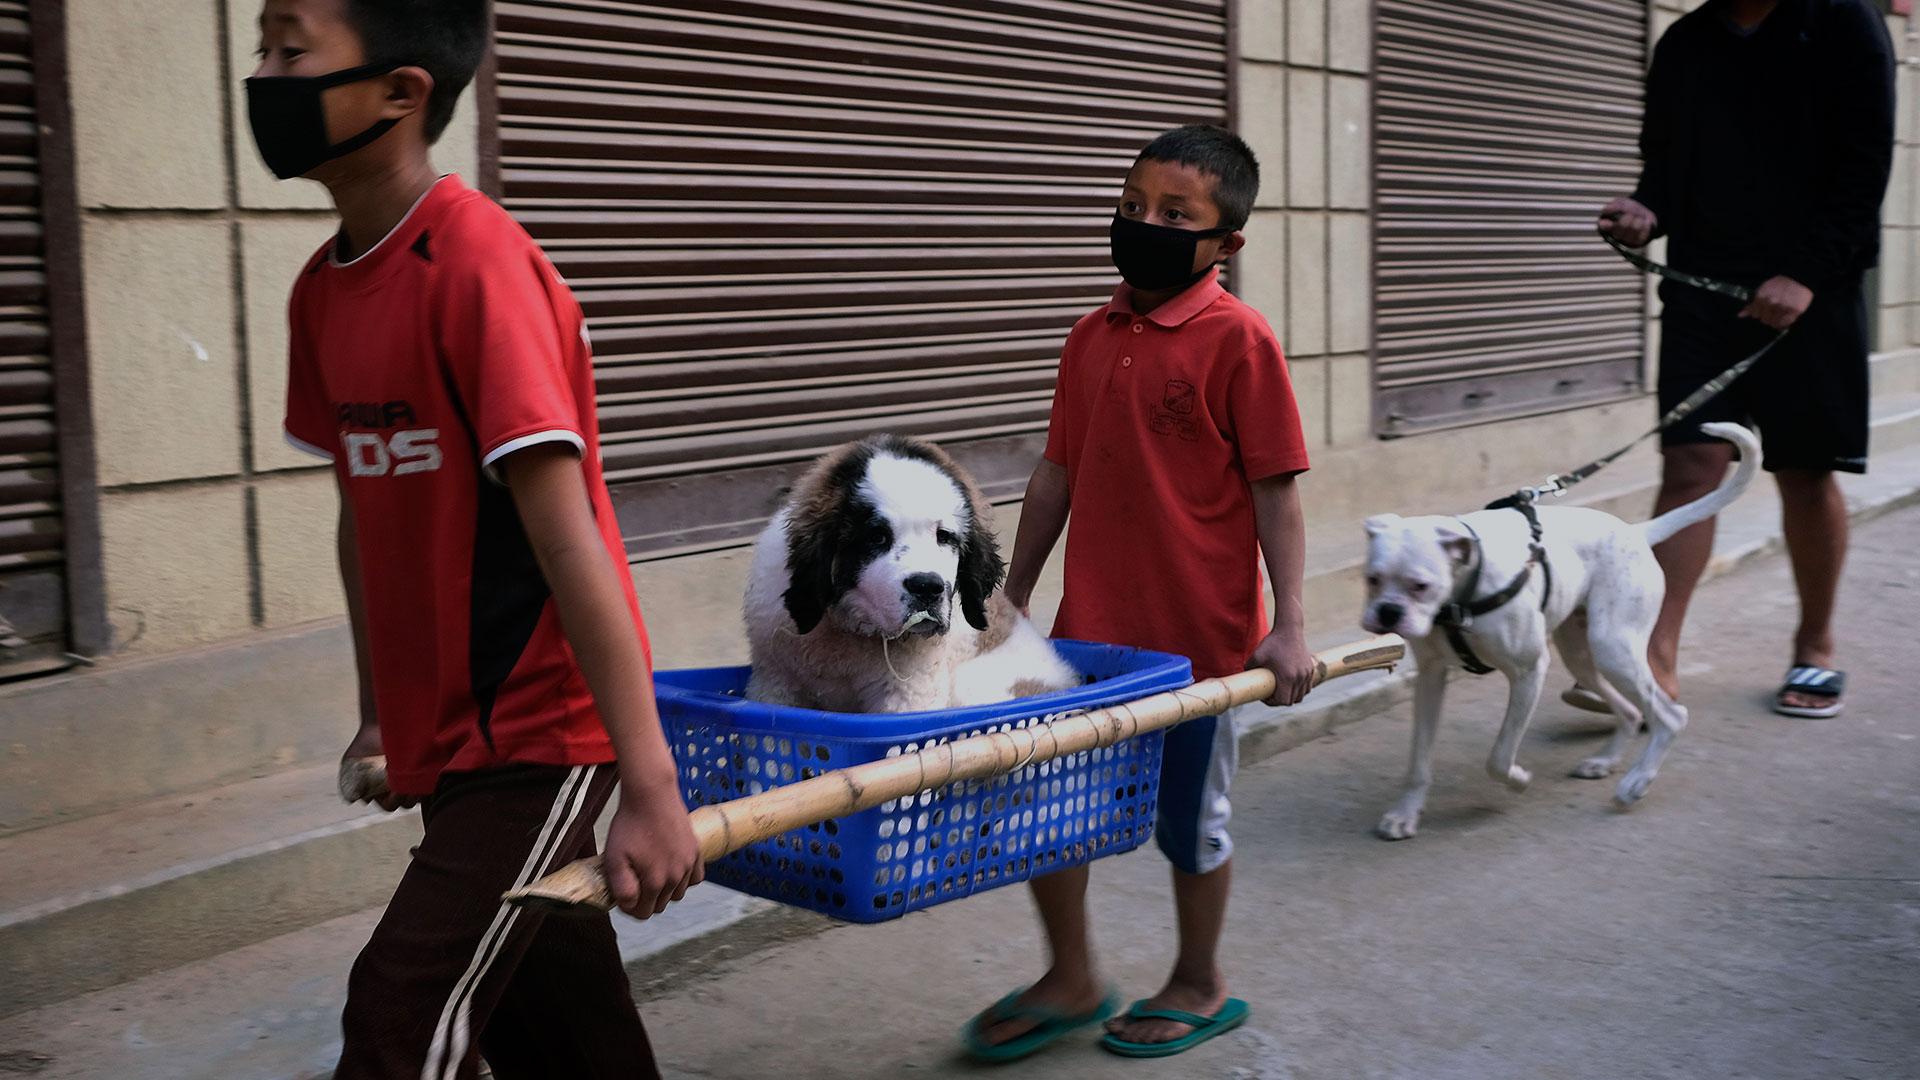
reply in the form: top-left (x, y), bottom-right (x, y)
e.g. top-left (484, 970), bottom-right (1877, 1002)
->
top-left (1487, 232), bottom-right (1788, 509)
top-left (1439, 231), bottom-right (1783, 675)
top-left (1598, 232), bottom-right (1756, 303)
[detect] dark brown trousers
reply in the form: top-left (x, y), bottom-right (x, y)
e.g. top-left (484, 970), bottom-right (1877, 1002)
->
top-left (334, 763), bottom-right (659, 1080)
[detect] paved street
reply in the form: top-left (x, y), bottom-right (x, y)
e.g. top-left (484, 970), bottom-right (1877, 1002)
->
top-left (640, 501), bottom-right (1920, 1080)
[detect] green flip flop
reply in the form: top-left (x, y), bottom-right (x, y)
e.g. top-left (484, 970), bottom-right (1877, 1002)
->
top-left (960, 986), bottom-right (1120, 1063)
top-left (1099, 997), bottom-right (1250, 1059)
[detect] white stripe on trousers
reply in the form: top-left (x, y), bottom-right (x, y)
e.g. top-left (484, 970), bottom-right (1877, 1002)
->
top-left (419, 764), bottom-right (594, 1080)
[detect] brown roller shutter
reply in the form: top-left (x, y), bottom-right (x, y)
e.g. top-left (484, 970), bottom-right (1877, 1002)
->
top-left (0, 0), bottom-right (69, 680)
top-left (490, 0), bottom-right (1227, 556)
top-left (1373, 0), bottom-right (1649, 434)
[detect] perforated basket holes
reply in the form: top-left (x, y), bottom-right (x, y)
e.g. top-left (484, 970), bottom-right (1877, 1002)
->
top-left (659, 646), bottom-right (1187, 922)
top-left (670, 723), bottom-right (852, 912)
top-left (992, 735), bottom-right (1165, 884)
top-left (872, 713), bottom-right (1168, 917)
top-left (687, 728), bottom-right (1163, 920)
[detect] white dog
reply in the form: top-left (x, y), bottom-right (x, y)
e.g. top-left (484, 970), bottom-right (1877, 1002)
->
top-left (743, 435), bottom-right (1078, 713)
top-left (1359, 421), bottom-right (1760, 839)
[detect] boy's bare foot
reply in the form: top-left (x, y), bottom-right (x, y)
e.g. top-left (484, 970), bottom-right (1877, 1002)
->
top-left (975, 967), bottom-right (1107, 1047)
top-left (1103, 972), bottom-right (1228, 1046)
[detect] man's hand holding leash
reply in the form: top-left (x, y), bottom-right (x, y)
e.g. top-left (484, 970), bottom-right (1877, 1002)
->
top-left (1600, 197), bottom-right (1812, 331)
top-left (1739, 276), bottom-right (1814, 331)
top-left (1598, 196), bottom-right (1659, 248)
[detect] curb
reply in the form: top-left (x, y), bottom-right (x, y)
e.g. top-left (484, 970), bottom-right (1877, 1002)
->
top-left (73, 474), bottom-right (1920, 1080)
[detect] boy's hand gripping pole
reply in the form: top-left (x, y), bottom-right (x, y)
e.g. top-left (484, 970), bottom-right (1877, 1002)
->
top-left (503, 635), bottom-right (1406, 915)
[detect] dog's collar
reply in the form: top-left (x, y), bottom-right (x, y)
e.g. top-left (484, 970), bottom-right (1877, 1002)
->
top-left (1434, 508), bottom-right (1553, 675)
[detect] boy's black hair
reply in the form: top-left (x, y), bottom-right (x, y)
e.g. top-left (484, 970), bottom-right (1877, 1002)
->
top-left (343, 0), bottom-right (488, 143)
top-left (1135, 124), bottom-right (1260, 231)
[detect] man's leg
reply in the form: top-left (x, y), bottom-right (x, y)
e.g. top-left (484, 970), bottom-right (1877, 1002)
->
top-left (975, 864), bottom-right (1106, 1045)
top-left (1647, 442), bottom-right (1737, 700)
top-left (1773, 468), bottom-right (1847, 708)
top-left (335, 764), bottom-right (625, 1080)
top-left (1748, 285), bottom-right (1866, 712)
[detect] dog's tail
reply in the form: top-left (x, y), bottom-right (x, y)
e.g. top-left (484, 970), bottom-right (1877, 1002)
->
top-left (1636, 422), bottom-right (1762, 548)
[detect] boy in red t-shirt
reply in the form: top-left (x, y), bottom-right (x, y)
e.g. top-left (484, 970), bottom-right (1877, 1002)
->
top-left (965, 126), bottom-right (1315, 1061)
top-left (249, 2), bottom-right (695, 1076)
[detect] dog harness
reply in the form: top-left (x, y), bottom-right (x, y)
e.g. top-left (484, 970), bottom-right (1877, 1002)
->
top-left (1433, 502), bottom-right (1553, 676)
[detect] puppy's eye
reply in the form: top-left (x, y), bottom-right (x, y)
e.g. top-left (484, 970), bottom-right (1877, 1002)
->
top-left (936, 527), bottom-right (959, 548)
top-left (1409, 582), bottom-right (1429, 596)
top-left (1365, 575), bottom-right (1382, 590)
top-left (867, 523), bottom-right (893, 548)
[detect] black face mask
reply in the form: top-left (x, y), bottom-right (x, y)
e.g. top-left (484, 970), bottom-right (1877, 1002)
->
top-left (246, 62), bottom-right (402, 180)
top-left (1109, 213), bottom-right (1233, 292)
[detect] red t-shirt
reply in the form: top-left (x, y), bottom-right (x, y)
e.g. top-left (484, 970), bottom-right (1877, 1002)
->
top-left (284, 175), bottom-right (636, 796)
top-left (1045, 270), bottom-right (1310, 680)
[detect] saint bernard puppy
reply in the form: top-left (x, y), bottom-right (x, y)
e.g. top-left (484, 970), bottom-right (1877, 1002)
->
top-left (743, 435), bottom-right (1079, 713)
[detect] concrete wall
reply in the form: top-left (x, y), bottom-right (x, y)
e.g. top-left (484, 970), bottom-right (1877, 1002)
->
top-left (64, 0), bottom-right (478, 654)
top-left (57, 0), bottom-right (1919, 670)
top-left (1883, 8), bottom-right (1920, 347)
top-left (1235, 0), bottom-right (1374, 451)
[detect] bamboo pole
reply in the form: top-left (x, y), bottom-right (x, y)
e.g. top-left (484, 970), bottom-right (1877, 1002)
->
top-left (504, 634), bottom-right (1405, 914)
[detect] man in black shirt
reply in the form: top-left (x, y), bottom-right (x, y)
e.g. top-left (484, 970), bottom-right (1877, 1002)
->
top-left (1594, 0), bottom-right (1894, 719)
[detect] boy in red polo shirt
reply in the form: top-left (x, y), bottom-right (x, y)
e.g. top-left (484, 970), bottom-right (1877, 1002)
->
top-left (251, 2), bottom-right (696, 1076)
top-left (966, 126), bottom-right (1315, 1061)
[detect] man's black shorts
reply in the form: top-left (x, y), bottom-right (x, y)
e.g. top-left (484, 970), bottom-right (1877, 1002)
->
top-left (1658, 278), bottom-right (1869, 474)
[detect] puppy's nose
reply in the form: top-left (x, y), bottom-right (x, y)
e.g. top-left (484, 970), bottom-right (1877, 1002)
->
top-left (1375, 602), bottom-right (1404, 630)
top-left (903, 573), bottom-right (947, 605)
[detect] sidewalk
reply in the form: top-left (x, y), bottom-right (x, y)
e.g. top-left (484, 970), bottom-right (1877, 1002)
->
top-left (1, 504), bottom-right (1913, 1080)
top-left (632, 503), bottom-right (1920, 1080)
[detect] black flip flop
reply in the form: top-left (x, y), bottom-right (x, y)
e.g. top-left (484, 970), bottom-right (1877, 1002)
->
top-left (1774, 666), bottom-right (1845, 719)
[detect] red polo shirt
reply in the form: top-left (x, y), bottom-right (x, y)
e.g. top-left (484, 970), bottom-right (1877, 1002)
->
top-left (1045, 270), bottom-right (1310, 680)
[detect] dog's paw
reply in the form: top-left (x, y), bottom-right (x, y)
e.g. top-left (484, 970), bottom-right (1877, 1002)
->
top-left (1571, 756), bottom-right (1616, 780)
top-left (1613, 770), bottom-right (1656, 808)
top-left (1375, 809), bottom-right (1421, 841)
top-left (1487, 762), bottom-right (1532, 792)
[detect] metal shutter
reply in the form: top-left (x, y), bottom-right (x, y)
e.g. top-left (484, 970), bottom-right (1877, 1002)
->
top-left (0, 0), bottom-right (65, 680)
top-left (1373, 0), bottom-right (1648, 434)
top-left (490, 0), bottom-right (1227, 556)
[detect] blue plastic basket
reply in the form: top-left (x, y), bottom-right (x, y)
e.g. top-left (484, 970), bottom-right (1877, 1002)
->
top-left (657, 641), bottom-right (1193, 922)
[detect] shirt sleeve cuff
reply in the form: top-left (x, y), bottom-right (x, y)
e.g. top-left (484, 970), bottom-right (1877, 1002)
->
top-left (284, 430), bottom-right (335, 461)
top-left (481, 428), bottom-right (586, 485)
top-left (1245, 454), bottom-right (1311, 483)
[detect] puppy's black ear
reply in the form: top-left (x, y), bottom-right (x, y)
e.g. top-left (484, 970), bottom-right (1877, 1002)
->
top-left (955, 512), bottom-right (1006, 632)
top-left (782, 515), bottom-right (838, 635)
